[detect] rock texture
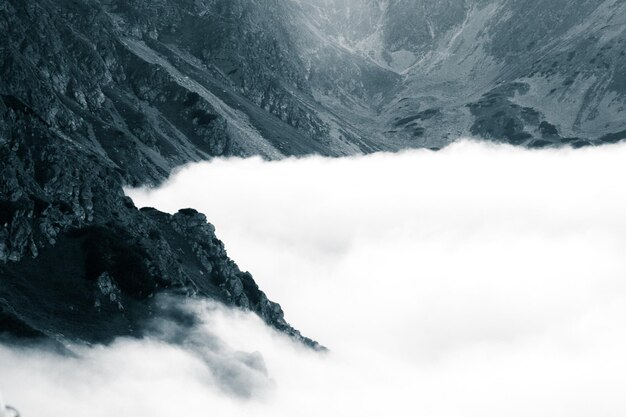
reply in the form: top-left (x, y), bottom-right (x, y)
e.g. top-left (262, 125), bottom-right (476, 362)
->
top-left (0, 118), bottom-right (317, 345)
top-left (0, 0), bottom-right (325, 347)
top-left (319, 0), bottom-right (626, 149)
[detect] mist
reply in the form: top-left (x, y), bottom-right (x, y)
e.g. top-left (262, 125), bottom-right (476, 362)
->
top-left (3, 139), bottom-right (626, 416)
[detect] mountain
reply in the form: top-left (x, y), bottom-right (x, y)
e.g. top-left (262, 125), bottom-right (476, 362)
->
top-left (0, 0), bottom-right (328, 346)
top-left (1, 0), bottom-right (625, 345)
top-left (291, 0), bottom-right (626, 149)
top-left (374, 0), bottom-right (626, 148)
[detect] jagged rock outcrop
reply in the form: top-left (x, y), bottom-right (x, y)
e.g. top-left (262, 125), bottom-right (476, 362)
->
top-left (0, 0), bottom-right (324, 347)
top-left (0, 101), bottom-right (317, 345)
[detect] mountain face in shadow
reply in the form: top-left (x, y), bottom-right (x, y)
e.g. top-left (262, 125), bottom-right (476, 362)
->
top-left (1, 0), bottom-right (625, 345)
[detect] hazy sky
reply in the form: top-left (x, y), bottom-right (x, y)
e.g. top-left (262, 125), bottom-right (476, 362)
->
top-left (2, 140), bottom-right (626, 416)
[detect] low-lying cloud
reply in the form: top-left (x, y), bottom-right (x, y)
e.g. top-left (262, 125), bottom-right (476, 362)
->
top-left (3, 140), bottom-right (626, 416)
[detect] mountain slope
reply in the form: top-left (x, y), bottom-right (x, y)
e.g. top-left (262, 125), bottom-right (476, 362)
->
top-left (309, 0), bottom-right (626, 148)
top-left (1, 0), bottom-right (626, 346)
top-left (0, 0), bottom-right (329, 347)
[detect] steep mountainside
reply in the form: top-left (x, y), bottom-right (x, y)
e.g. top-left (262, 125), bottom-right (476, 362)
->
top-left (1, 0), bottom-right (625, 346)
top-left (379, 0), bottom-right (626, 148)
top-left (0, 0), bottom-right (328, 347)
top-left (291, 0), bottom-right (626, 149)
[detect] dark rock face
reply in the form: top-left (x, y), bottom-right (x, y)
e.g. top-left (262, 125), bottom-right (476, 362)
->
top-left (0, 0), bottom-right (324, 347)
top-left (0, 108), bottom-right (317, 346)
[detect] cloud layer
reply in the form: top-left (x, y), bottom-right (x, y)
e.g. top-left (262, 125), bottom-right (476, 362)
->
top-left (3, 140), bottom-right (626, 416)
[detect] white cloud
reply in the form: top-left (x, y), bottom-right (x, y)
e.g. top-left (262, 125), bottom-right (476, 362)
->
top-left (3, 140), bottom-right (626, 416)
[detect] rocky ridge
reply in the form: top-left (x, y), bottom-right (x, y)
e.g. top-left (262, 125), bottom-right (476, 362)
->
top-left (0, 0), bottom-right (323, 347)
top-left (0, 109), bottom-right (317, 346)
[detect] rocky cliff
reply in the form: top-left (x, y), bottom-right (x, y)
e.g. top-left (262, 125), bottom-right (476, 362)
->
top-left (0, 101), bottom-right (318, 345)
top-left (0, 0), bottom-right (323, 347)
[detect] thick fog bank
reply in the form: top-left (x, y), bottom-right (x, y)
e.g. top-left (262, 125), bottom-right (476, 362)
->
top-left (2, 140), bottom-right (626, 416)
